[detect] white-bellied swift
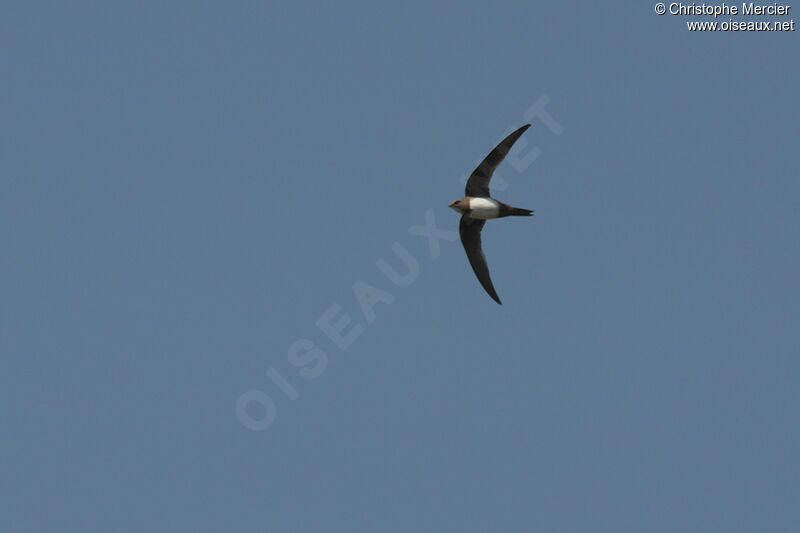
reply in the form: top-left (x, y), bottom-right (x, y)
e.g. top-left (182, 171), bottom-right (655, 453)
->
top-left (449, 124), bottom-right (534, 305)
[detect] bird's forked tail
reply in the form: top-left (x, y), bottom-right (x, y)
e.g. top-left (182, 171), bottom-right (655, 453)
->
top-left (509, 207), bottom-right (534, 216)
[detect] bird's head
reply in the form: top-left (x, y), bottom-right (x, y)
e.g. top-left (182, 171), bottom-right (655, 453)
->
top-left (449, 198), bottom-right (469, 215)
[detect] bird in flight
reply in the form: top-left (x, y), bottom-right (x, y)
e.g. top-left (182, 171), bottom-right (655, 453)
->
top-left (449, 124), bottom-right (534, 305)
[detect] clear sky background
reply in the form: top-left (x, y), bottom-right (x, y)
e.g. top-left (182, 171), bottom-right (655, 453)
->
top-left (2, 2), bottom-right (798, 532)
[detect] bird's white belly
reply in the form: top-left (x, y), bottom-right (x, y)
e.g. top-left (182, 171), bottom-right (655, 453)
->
top-left (468, 197), bottom-right (500, 219)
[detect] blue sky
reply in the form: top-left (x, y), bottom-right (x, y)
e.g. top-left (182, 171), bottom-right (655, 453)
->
top-left (2, 2), bottom-right (799, 531)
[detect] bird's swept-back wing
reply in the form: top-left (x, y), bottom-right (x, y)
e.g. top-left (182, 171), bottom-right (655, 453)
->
top-left (459, 215), bottom-right (501, 304)
top-left (465, 124), bottom-right (531, 198)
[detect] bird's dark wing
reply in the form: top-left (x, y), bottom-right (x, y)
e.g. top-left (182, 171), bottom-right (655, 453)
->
top-left (459, 215), bottom-right (501, 304)
top-left (465, 124), bottom-right (531, 198)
